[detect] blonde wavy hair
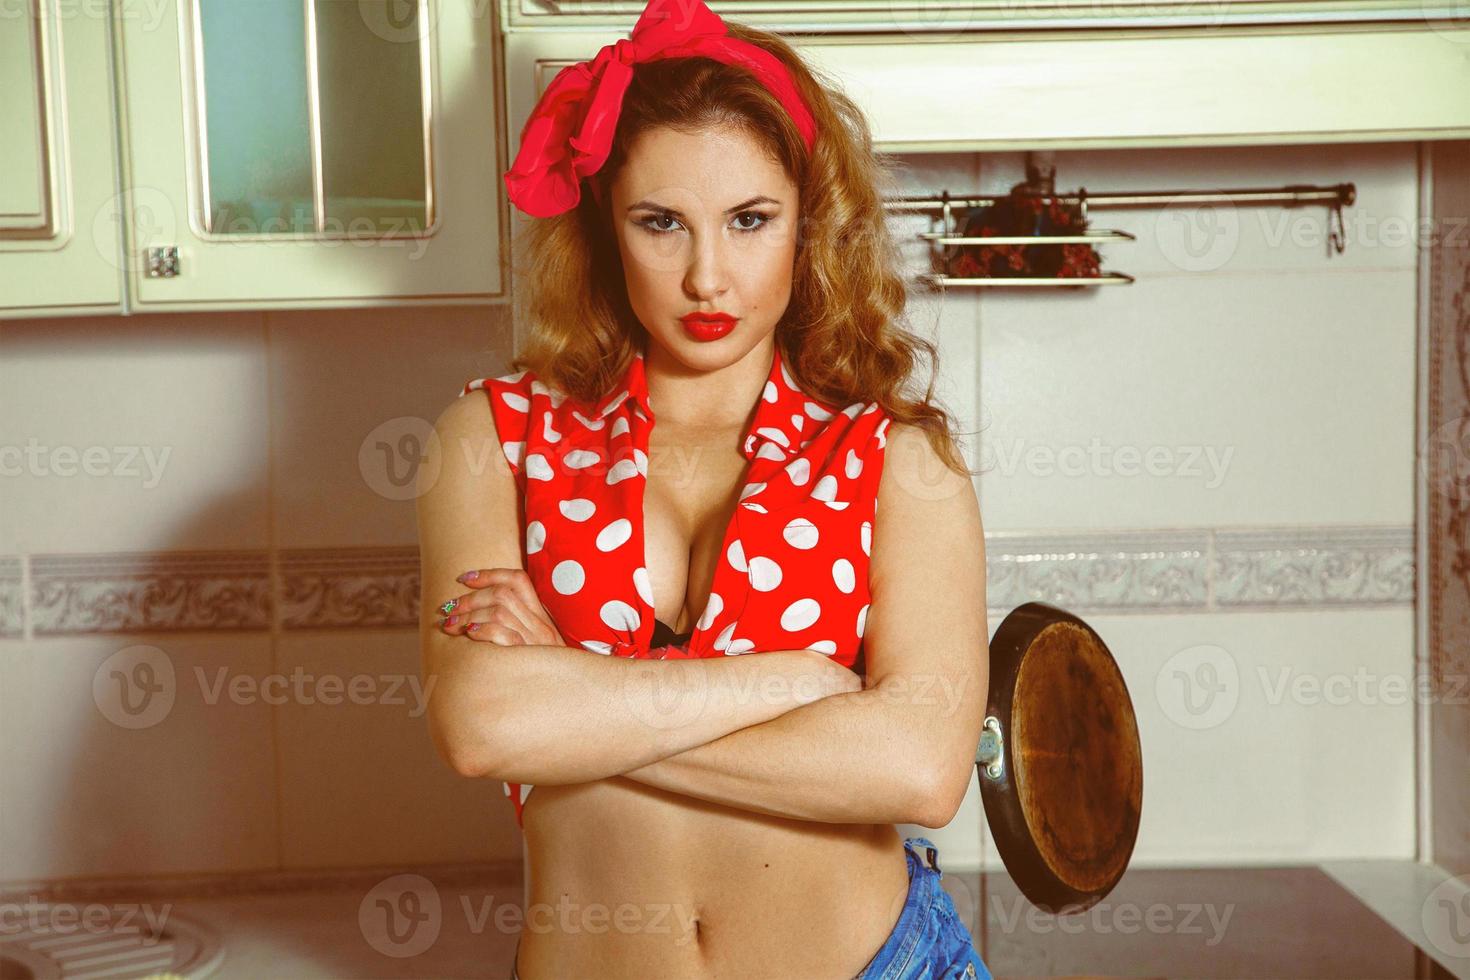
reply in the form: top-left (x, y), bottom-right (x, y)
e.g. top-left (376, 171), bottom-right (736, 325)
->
top-left (505, 21), bottom-right (972, 476)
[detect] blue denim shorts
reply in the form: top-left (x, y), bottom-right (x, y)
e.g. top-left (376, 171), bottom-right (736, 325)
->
top-left (852, 836), bottom-right (993, 980)
top-left (510, 837), bottom-right (991, 980)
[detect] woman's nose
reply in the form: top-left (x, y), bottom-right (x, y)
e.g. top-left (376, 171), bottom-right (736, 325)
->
top-left (683, 234), bottom-right (730, 299)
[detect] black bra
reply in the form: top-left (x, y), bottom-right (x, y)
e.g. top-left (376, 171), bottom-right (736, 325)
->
top-left (650, 616), bottom-right (694, 648)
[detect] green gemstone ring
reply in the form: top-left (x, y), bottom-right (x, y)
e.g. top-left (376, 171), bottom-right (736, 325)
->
top-left (439, 599), bottom-right (457, 615)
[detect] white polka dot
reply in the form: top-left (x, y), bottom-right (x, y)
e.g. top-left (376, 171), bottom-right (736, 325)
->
top-left (749, 556), bottom-right (784, 591)
top-left (861, 521), bottom-right (872, 556)
top-left (560, 498), bottom-right (596, 522)
top-left (755, 442), bottom-right (786, 463)
top-left (502, 441), bottom-right (525, 468)
top-left (612, 416), bottom-right (630, 438)
top-left (806, 640), bottom-right (838, 656)
top-left (713, 622), bottom-right (737, 651)
top-left (804, 401), bottom-right (834, 422)
top-left (633, 566), bottom-right (653, 606)
top-left (877, 418), bottom-right (890, 448)
top-left (779, 361), bottom-right (798, 391)
top-left (813, 475), bottom-right (839, 502)
top-left (763, 378), bottom-right (780, 403)
top-left (823, 501), bottom-right (850, 511)
top-left (739, 482), bottom-right (767, 501)
top-left (782, 518), bottom-right (819, 550)
top-left (781, 598), bottom-right (821, 632)
top-left (581, 639), bottom-right (614, 655)
top-left (552, 560), bottom-right (585, 595)
top-left (499, 391), bottom-right (529, 414)
top-left (857, 603), bottom-right (869, 637)
top-left (725, 637), bottom-right (756, 655)
top-left (571, 410), bottom-right (606, 430)
top-left (727, 538), bottom-right (747, 572)
top-left (607, 457), bottom-right (639, 485)
top-left (756, 426), bottom-right (789, 448)
top-left (742, 503), bottom-right (768, 513)
top-left (563, 449), bottom-right (601, 470)
top-left (633, 447), bottom-right (648, 477)
top-left (601, 600), bottom-right (641, 632)
top-left (541, 413), bottom-right (562, 443)
top-left (518, 784), bottom-right (534, 805)
top-left (845, 449), bottom-right (863, 479)
top-left (785, 458), bottom-right (811, 487)
top-left (526, 521), bottom-right (546, 554)
top-left (597, 518), bottom-right (633, 551)
top-left (832, 558), bottom-right (855, 594)
top-left (697, 593), bottom-right (724, 630)
top-left (525, 454), bottom-right (553, 481)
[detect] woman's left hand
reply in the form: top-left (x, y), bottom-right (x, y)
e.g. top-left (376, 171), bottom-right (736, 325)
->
top-left (435, 568), bottom-right (565, 647)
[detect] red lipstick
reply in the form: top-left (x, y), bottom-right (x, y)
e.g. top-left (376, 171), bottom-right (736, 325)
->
top-left (680, 311), bottom-right (737, 342)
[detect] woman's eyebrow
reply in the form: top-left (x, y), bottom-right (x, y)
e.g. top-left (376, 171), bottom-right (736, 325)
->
top-left (625, 195), bottom-right (779, 217)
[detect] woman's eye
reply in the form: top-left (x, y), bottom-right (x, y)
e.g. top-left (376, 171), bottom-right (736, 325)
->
top-left (641, 213), bottom-right (681, 234)
top-left (733, 211), bottom-right (771, 233)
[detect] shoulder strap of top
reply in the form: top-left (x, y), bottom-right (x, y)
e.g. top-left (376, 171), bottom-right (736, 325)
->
top-left (460, 369), bottom-right (535, 481)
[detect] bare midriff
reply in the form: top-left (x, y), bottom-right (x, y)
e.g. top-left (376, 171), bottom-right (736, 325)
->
top-left (516, 781), bottom-right (911, 980)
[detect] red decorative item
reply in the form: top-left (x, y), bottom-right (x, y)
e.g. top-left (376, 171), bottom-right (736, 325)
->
top-left (943, 187), bottom-right (1101, 281)
top-left (503, 0), bottom-right (818, 219)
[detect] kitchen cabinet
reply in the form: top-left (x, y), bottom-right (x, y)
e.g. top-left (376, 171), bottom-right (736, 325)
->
top-left (2, 0), bottom-right (125, 317)
top-left (500, 0), bottom-right (1463, 31)
top-left (505, 24), bottom-right (1470, 157)
top-left (112, 0), bottom-right (507, 311)
top-left (2, 0), bottom-right (508, 318)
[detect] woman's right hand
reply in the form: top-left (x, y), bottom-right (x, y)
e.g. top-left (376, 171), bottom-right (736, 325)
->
top-left (434, 567), bottom-right (565, 647)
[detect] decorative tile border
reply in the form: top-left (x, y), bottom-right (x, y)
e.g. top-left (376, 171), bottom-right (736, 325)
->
top-left (0, 526), bottom-right (1412, 636)
top-left (1213, 525), bottom-right (1414, 609)
top-left (0, 556), bottom-right (22, 637)
top-left (0, 859), bottom-right (522, 905)
top-left (984, 530), bottom-right (1210, 613)
top-left (28, 551), bottom-right (271, 635)
top-left (280, 546), bottom-right (419, 629)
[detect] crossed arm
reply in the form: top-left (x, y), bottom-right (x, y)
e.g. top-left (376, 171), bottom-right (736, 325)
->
top-left (613, 425), bottom-right (988, 828)
top-left (417, 395), bottom-right (987, 830)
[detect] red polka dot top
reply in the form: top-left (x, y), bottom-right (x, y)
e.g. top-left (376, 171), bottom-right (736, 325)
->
top-left (459, 342), bottom-right (892, 828)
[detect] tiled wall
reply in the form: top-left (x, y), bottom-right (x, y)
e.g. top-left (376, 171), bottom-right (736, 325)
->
top-left (891, 141), bottom-right (1419, 871)
top-left (0, 305), bottom-right (523, 886)
top-left (0, 140), bottom-right (1421, 890)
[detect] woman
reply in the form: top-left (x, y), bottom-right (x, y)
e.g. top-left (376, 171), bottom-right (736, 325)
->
top-left (416, 0), bottom-right (991, 976)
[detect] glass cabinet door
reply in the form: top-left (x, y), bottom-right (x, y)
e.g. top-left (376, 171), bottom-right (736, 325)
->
top-left (192, 0), bottom-right (431, 238)
top-left (116, 0), bottom-right (504, 309)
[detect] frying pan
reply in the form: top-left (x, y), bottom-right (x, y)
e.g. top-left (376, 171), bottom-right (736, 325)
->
top-left (976, 601), bottom-right (1143, 914)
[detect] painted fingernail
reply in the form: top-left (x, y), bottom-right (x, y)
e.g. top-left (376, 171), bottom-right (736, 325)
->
top-left (465, 623), bottom-right (479, 632)
top-left (456, 571), bottom-right (477, 583)
top-left (444, 615), bottom-right (458, 626)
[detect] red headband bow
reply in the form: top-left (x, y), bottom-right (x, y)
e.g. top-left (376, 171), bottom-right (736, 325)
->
top-left (502, 0), bottom-right (817, 219)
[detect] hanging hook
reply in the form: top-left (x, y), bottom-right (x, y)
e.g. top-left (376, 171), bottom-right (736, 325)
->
top-left (1327, 198), bottom-right (1346, 255)
top-left (939, 189), bottom-right (955, 268)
